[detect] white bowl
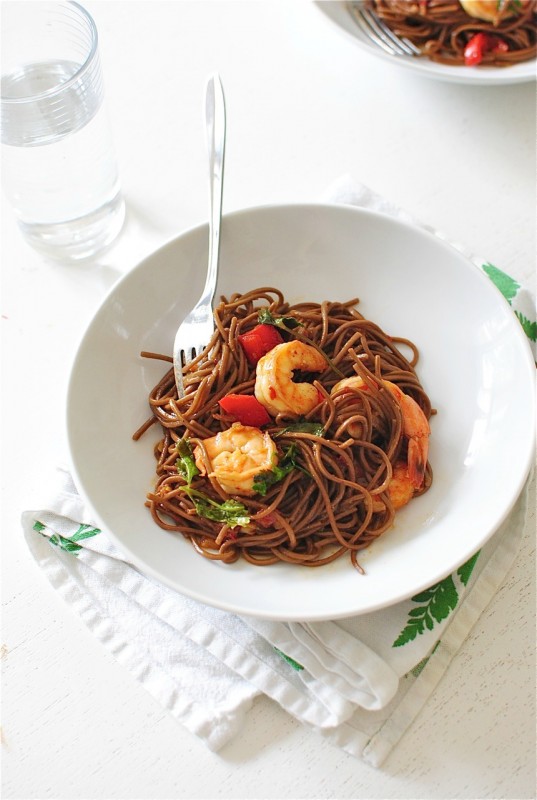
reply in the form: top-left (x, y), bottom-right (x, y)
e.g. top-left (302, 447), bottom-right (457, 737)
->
top-left (67, 204), bottom-right (535, 620)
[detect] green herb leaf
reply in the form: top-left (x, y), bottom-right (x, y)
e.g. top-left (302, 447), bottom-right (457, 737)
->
top-left (276, 421), bottom-right (325, 437)
top-left (176, 438), bottom-right (200, 485)
top-left (181, 487), bottom-right (250, 527)
top-left (258, 308), bottom-right (303, 330)
top-left (253, 444), bottom-right (304, 496)
top-left (497, 0), bottom-right (522, 12)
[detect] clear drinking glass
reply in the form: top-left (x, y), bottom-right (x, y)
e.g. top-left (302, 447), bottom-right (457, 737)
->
top-left (1, 1), bottom-right (125, 261)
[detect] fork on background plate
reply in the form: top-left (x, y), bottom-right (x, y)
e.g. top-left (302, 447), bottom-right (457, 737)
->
top-left (348, 2), bottom-right (421, 57)
top-left (173, 73), bottom-right (226, 398)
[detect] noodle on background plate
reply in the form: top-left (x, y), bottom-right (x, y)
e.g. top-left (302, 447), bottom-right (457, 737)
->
top-left (134, 288), bottom-right (434, 572)
top-left (364, 0), bottom-right (537, 66)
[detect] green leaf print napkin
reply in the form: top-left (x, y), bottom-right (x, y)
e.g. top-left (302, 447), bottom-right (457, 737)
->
top-left (22, 179), bottom-right (536, 768)
top-left (22, 471), bottom-right (533, 767)
top-left (481, 262), bottom-right (536, 349)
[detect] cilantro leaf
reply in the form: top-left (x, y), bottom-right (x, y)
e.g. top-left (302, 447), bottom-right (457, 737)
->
top-left (176, 441), bottom-right (250, 526)
top-left (258, 308), bottom-right (303, 330)
top-left (176, 438), bottom-right (200, 485)
top-left (181, 487), bottom-right (250, 527)
top-left (276, 421), bottom-right (325, 437)
top-left (253, 444), bottom-right (305, 496)
top-left (497, 0), bottom-right (521, 13)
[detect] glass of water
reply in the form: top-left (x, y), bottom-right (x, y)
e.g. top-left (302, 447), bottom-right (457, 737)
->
top-left (1, 1), bottom-right (125, 261)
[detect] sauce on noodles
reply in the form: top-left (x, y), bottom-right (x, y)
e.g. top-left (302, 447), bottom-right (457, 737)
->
top-left (363, 0), bottom-right (537, 66)
top-left (133, 288), bottom-right (434, 572)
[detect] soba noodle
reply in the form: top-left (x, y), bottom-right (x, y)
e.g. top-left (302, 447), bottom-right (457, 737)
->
top-left (133, 288), bottom-right (434, 571)
top-left (363, 0), bottom-right (537, 66)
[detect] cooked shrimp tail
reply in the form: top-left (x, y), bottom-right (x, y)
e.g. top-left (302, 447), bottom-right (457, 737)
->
top-left (331, 376), bottom-right (430, 490)
top-left (407, 434), bottom-right (428, 488)
top-left (384, 381), bottom-right (430, 489)
top-left (388, 461), bottom-right (415, 510)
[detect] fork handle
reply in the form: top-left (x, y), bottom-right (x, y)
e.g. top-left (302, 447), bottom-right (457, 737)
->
top-left (203, 73), bottom-right (226, 307)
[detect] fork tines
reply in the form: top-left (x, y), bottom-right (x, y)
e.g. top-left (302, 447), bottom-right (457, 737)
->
top-left (348, 3), bottom-right (421, 57)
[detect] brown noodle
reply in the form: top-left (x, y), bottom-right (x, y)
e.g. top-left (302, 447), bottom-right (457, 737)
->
top-left (133, 288), bottom-right (434, 572)
top-left (363, 0), bottom-right (537, 66)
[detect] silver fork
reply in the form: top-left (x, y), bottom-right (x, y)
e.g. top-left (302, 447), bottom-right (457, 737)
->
top-left (173, 73), bottom-right (226, 398)
top-left (348, 3), bottom-right (421, 57)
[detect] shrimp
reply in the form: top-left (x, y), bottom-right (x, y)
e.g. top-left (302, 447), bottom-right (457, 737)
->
top-left (331, 376), bottom-right (430, 489)
top-left (254, 340), bottom-right (326, 417)
top-left (193, 422), bottom-right (277, 496)
top-left (388, 461), bottom-right (416, 510)
top-left (458, 0), bottom-right (527, 23)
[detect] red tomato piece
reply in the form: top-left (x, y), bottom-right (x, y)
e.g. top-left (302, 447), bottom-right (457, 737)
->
top-left (464, 32), bottom-right (487, 66)
top-left (218, 394), bottom-right (272, 427)
top-left (492, 38), bottom-right (509, 55)
top-left (237, 324), bottom-right (283, 365)
top-left (464, 32), bottom-right (509, 66)
top-left (256, 512), bottom-right (276, 528)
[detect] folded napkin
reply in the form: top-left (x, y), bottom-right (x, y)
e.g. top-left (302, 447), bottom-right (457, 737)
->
top-left (22, 180), bottom-right (536, 767)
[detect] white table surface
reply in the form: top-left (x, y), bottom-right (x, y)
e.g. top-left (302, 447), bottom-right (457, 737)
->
top-left (2, 2), bottom-right (536, 798)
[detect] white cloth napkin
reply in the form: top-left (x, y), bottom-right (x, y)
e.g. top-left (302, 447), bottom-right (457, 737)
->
top-left (22, 180), bottom-right (536, 767)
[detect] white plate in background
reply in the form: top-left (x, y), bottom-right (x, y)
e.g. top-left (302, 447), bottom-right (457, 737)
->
top-left (315, 1), bottom-right (537, 85)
